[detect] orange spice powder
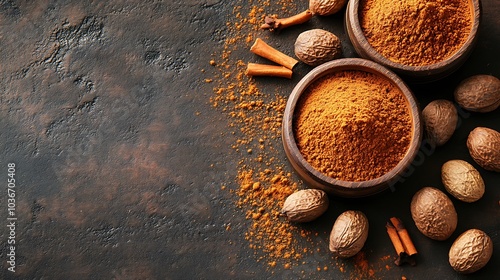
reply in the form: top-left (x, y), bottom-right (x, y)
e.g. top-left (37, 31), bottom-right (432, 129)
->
top-left (360, 0), bottom-right (472, 66)
top-left (208, 0), bottom-right (318, 269)
top-left (294, 70), bottom-right (412, 181)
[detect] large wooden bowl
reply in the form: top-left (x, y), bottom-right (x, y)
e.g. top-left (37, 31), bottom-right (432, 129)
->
top-left (282, 58), bottom-right (423, 198)
top-left (345, 0), bottom-right (481, 83)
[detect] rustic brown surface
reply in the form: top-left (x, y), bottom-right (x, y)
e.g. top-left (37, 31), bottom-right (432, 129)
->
top-left (1, 0), bottom-right (499, 279)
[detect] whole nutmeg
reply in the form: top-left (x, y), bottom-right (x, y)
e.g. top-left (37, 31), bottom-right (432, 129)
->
top-left (294, 29), bottom-right (342, 66)
top-left (454, 75), bottom-right (500, 112)
top-left (410, 187), bottom-right (457, 241)
top-left (441, 160), bottom-right (485, 203)
top-left (422, 100), bottom-right (458, 146)
top-left (329, 210), bottom-right (369, 258)
top-left (449, 229), bottom-right (493, 274)
top-left (467, 127), bottom-right (500, 172)
top-left (309, 0), bottom-right (347, 16)
top-left (281, 189), bottom-right (329, 222)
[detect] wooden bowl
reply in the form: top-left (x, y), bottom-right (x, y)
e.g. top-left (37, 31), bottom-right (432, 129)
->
top-left (345, 0), bottom-right (481, 83)
top-left (282, 58), bottom-right (422, 198)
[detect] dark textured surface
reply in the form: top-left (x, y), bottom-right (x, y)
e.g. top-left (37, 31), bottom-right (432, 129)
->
top-left (1, 1), bottom-right (499, 279)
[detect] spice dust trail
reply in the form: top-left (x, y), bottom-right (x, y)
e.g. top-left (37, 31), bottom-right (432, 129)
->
top-left (207, 0), bottom-right (318, 269)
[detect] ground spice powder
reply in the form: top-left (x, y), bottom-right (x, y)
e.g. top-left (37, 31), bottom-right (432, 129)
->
top-left (208, 0), bottom-right (321, 270)
top-left (360, 0), bottom-right (472, 66)
top-left (294, 70), bottom-right (412, 181)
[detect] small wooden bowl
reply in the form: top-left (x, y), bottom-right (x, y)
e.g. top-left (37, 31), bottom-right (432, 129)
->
top-left (345, 0), bottom-right (481, 83)
top-left (282, 58), bottom-right (422, 198)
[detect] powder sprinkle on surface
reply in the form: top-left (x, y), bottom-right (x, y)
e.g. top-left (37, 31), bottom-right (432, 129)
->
top-left (208, 0), bottom-right (317, 269)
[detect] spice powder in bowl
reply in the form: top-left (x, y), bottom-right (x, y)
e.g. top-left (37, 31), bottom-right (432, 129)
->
top-left (283, 58), bottom-right (421, 197)
top-left (295, 70), bottom-right (411, 181)
top-left (345, 0), bottom-right (480, 82)
top-left (360, 0), bottom-right (472, 67)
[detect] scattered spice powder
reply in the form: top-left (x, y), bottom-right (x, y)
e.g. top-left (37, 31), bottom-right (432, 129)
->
top-left (351, 252), bottom-right (376, 280)
top-left (360, 0), bottom-right (472, 66)
top-left (294, 70), bottom-right (412, 181)
top-left (348, 251), bottom-right (397, 280)
top-left (209, 0), bottom-right (317, 269)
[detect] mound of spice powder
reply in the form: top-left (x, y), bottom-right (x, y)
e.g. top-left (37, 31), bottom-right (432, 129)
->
top-left (293, 70), bottom-right (412, 181)
top-left (360, 0), bottom-right (472, 66)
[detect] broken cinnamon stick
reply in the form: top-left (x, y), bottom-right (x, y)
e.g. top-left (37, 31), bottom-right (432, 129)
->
top-left (245, 63), bottom-right (293, 79)
top-left (261, 9), bottom-right (313, 32)
top-left (250, 38), bottom-right (298, 70)
top-left (386, 217), bottom-right (418, 266)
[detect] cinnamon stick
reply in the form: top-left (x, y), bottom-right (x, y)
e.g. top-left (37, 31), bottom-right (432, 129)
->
top-left (250, 38), bottom-right (298, 70)
top-left (390, 217), bottom-right (418, 256)
top-left (245, 63), bottom-right (293, 79)
top-left (386, 222), bottom-right (405, 256)
top-left (261, 9), bottom-right (313, 32)
top-left (386, 217), bottom-right (418, 266)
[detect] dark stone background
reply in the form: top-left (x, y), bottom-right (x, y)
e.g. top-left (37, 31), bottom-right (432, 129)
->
top-left (0, 0), bottom-right (498, 279)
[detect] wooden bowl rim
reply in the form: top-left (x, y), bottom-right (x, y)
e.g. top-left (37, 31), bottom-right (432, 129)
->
top-left (282, 58), bottom-right (422, 193)
top-left (346, 0), bottom-right (481, 72)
